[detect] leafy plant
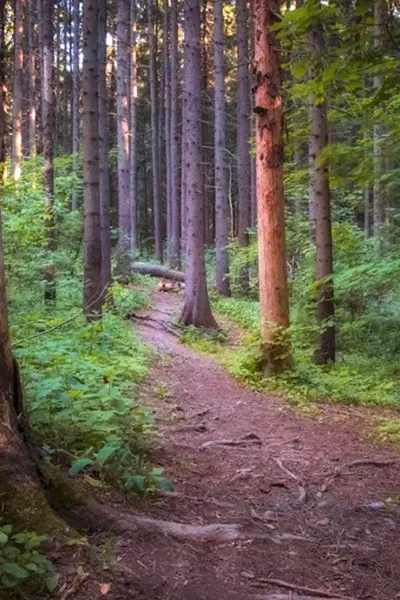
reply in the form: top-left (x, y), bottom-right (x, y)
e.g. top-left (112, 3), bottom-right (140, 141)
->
top-left (0, 524), bottom-right (58, 593)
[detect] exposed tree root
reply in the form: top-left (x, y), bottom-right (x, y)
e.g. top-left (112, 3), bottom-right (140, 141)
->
top-left (201, 434), bottom-right (262, 449)
top-left (127, 312), bottom-right (180, 336)
top-left (251, 578), bottom-right (358, 600)
top-left (252, 596), bottom-right (349, 600)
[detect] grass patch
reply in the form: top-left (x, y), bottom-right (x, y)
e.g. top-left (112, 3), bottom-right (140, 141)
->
top-left (206, 296), bottom-right (400, 408)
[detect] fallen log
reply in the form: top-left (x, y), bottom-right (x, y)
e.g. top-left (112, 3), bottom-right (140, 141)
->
top-left (132, 262), bottom-right (185, 282)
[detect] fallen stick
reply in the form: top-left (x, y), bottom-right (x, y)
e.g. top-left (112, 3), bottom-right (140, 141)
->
top-left (201, 436), bottom-right (262, 449)
top-left (251, 578), bottom-right (358, 600)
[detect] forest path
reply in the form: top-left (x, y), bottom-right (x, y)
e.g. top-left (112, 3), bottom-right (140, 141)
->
top-left (113, 292), bottom-right (400, 600)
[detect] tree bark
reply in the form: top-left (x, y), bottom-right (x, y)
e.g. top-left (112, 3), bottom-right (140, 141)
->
top-left (180, 0), bottom-right (217, 329)
top-left (214, 0), bottom-right (230, 296)
top-left (373, 0), bottom-right (388, 249)
top-left (83, 0), bottom-right (104, 318)
top-left (309, 7), bottom-right (335, 364)
top-left (12, 0), bottom-right (24, 181)
top-left (132, 262), bottom-right (184, 281)
top-left (27, 0), bottom-right (36, 157)
top-left (130, 0), bottom-right (138, 254)
top-left (71, 0), bottom-right (80, 210)
top-left (163, 0), bottom-right (172, 263)
top-left (40, 0), bottom-right (57, 303)
top-left (0, 0), bottom-right (7, 182)
top-left (98, 0), bottom-right (112, 293)
top-left (169, 0), bottom-right (181, 268)
top-left (236, 0), bottom-right (251, 290)
top-left (201, 0), bottom-right (214, 249)
top-left (253, 0), bottom-right (292, 373)
top-left (148, 0), bottom-right (163, 262)
top-left (117, 0), bottom-right (131, 273)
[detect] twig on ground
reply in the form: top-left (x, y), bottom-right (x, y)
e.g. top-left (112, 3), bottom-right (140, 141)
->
top-left (60, 572), bottom-right (90, 600)
top-left (201, 435), bottom-right (262, 449)
top-left (251, 578), bottom-right (358, 600)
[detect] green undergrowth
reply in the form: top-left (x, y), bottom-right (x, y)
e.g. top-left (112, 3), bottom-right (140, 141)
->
top-left (10, 279), bottom-right (171, 492)
top-left (211, 296), bottom-right (400, 409)
top-left (0, 524), bottom-right (58, 594)
top-left (3, 167), bottom-right (172, 495)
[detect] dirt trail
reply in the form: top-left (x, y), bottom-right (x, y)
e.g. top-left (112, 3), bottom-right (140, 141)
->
top-left (99, 294), bottom-right (400, 600)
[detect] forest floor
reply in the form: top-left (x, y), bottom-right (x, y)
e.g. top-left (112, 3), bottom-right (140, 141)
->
top-left (65, 291), bottom-right (400, 600)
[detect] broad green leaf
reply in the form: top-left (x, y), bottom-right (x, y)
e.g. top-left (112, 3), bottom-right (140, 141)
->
top-left (155, 477), bottom-right (174, 492)
top-left (2, 563), bottom-right (29, 579)
top-left (0, 532), bottom-right (8, 544)
top-left (46, 573), bottom-right (60, 592)
top-left (95, 444), bottom-right (119, 467)
top-left (69, 458), bottom-right (94, 475)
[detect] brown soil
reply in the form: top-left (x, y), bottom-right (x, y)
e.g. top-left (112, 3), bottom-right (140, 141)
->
top-left (57, 293), bottom-right (400, 600)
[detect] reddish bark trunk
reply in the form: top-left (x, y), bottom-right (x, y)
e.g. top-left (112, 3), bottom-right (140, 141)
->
top-left (253, 0), bottom-right (291, 373)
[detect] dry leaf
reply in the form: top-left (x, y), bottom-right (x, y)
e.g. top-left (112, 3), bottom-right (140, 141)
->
top-left (100, 583), bottom-right (111, 595)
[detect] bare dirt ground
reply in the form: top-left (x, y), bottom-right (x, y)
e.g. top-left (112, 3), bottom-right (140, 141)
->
top-left (65, 292), bottom-right (400, 600)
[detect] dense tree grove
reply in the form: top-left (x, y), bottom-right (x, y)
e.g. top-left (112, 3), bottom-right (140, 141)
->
top-left (0, 0), bottom-right (400, 594)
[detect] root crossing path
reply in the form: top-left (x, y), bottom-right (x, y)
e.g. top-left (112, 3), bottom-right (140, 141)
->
top-left (115, 294), bottom-right (400, 600)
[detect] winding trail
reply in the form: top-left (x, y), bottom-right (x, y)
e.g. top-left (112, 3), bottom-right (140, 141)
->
top-left (113, 293), bottom-right (400, 600)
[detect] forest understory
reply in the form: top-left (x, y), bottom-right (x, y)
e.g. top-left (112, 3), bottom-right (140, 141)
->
top-left (44, 291), bottom-right (400, 600)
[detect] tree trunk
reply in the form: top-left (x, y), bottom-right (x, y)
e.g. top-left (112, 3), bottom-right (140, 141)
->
top-left (163, 0), bottom-right (172, 263)
top-left (12, 0), bottom-right (24, 181)
top-left (372, 0), bottom-right (388, 249)
top-left (309, 8), bottom-right (335, 364)
top-left (132, 262), bottom-right (184, 282)
top-left (116, 0), bottom-right (131, 273)
top-left (83, 0), bottom-right (104, 318)
top-left (214, 0), bottom-right (230, 296)
top-left (201, 0), bottom-right (214, 249)
top-left (71, 0), bottom-right (80, 210)
top-left (253, 0), bottom-right (292, 373)
top-left (180, 0), bottom-right (217, 329)
top-left (180, 76), bottom-right (187, 258)
top-left (148, 0), bottom-right (163, 262)
top-left (169, 0), bottom-right (181, 269)
top-left (130, 0), bottom-right (138, 254)
top-left (98, 0), bottom-right (112, 293)
top-left (0, 0), bottom-right (7, 182)
top-left (27, 0), bottom-right (36, 157)
top-left (40, 0), bottom-right (57, 303)
top-left (236, 0), bottom-right (251, 291)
